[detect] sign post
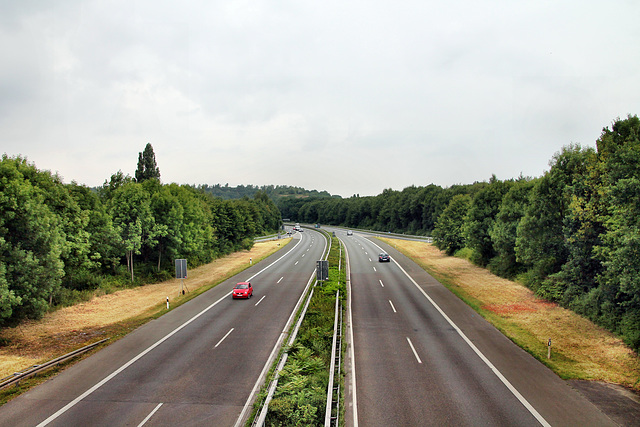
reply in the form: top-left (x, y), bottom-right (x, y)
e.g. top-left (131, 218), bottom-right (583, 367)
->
top-left (175, 259), bottom-right (188, 295)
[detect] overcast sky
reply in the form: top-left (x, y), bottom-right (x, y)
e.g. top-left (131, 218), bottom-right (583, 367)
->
top-left (1, 1), bottom-right (638, 197)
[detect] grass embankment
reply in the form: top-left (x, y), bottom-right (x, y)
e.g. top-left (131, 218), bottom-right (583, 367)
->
top-left (260, 235), bottom-right (346, 426)
top-left (0, 239), bottom-right (290, 398)
top-left (379, 237), bottom-right (640, 391)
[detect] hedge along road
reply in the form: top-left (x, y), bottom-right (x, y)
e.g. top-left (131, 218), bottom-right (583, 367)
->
top-left (332, 227), bottom-right (615, 427)
top-left (0, 228), bottom-right (327, 427)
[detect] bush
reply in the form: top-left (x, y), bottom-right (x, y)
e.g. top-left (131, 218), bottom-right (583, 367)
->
top-left (619, 309), bottom-right (640, 351)
top-left (51, 287), bottom-right (94, 308)
top-left (453, 247), bottom-right (474, 262)
top-left (62, 269), bottom-right (104, 291)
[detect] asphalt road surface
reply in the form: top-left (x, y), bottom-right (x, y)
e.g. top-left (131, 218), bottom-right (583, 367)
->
top-left (0, 229), bottom-right (326, 427)
top-left (336, 228), bottom-right (616, 427)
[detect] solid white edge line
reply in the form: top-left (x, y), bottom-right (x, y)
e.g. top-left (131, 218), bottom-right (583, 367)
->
top-left (389, 300), bottom-right (397, 313)
top-left (137, 403), bottom-right (163, 427)
top-left (36, 235), bottom-right (305, 427)
top-left (215, 328), bottom-right (234, 348)
top-left (340, 236), bottom-right (359, 427)
top-left (406, 337), bottom-right (422, 364)
top-left (364, 237), bottom-right (551, 427)
top-left (255, 295), bottom-right (266, 306)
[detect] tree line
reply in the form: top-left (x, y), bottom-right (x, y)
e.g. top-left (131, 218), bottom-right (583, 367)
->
top-left (196, 183), bottom-right (335, 201)
top-left (283, 115), bottom-right (640, 352)
top-left (0, 145), bottom-right (282, 326)
top-left (278, 183), bottom-right (486, 235)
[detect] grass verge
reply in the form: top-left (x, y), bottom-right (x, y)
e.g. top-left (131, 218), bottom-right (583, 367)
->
top-left (0, 238), bottom-right (291, 404)
top-left (378, 237), bottom-right (640, 391)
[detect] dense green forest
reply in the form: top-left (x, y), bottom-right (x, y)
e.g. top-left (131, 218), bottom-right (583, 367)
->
top-left (195, 183), bottom-right (336, 201)
top-left (284, 115), bottom-right (640, 352)
top-left (0, 145), bottom-right (281, 326)
top-left (277, 183), bottom-right (484, 234)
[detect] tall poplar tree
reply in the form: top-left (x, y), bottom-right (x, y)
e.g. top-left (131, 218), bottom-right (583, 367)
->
top-left (135, 143), bottom-right (161, 183)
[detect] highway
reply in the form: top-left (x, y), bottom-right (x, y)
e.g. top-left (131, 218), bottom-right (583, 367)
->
top-left (0, 229), bottom-right (326, 427)
top-left (336, 229), bottom-right (615, 427)
top-left (0, 226), bottom-right (621, 427)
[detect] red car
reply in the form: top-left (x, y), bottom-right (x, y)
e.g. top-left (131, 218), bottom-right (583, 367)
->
top-left (233, 282), bottom-right (253, 299)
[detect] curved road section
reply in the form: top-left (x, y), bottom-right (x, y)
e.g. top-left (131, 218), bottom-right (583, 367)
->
top-left (0, 229), bottom-right (326, 426)
top-left (338, 229), bottom-right (615, 427)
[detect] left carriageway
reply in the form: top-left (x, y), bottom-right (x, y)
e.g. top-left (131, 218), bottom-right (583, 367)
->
top-left (0, 228), bottom-right (327, 427)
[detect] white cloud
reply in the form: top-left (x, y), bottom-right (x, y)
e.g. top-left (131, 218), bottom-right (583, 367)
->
top-left (1, 0), bottom-right (639, 196)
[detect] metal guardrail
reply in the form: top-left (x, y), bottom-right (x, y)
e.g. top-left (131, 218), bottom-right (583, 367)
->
top-left (253, 287), bottom-right (316, 426)
top-left (0, 339), bottom-right (108, 390)
top-left (308, 225), bottom-right (433, 242)
top-left (253, 232), bottom-right (287, 242)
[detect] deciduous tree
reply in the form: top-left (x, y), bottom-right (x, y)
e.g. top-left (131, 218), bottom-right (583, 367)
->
top-left (433, 194), bottom-right (471, 255)
top-left (464, 175), bottom-right (513, 266)
top-left (0, 156), bottom-right (65, 324)
top-left (489, 178), bottom-right (534, 278)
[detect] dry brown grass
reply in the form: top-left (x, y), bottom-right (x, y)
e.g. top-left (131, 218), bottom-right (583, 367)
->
top-left (0, 239), bottom-right (290, 380)
top-left (379, 237), bottom-right (640, 391)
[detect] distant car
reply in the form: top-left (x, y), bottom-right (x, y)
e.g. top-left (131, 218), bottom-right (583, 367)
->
top-left (232, 282), bottom-right (253, 299)
top-left (347, 230), bottom-right (353, 236)
top-left (378, 253), bottom-right (390, 262)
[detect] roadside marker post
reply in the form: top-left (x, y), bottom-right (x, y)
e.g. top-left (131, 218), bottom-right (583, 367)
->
top-left (547, 338), bottom-right (552, 359)
top-left (166, 297), bottom-right (169, 310)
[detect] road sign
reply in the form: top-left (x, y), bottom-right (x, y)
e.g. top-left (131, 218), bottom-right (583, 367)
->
top-left (317, 260), bottom-right (329, 281)
top-left (175, 259), bottom-right (187, 279)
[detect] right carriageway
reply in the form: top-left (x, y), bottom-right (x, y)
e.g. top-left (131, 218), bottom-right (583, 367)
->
top-left (334, 228), bottom-right (616, 427)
